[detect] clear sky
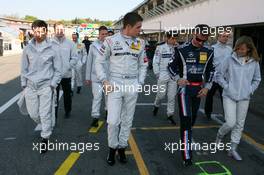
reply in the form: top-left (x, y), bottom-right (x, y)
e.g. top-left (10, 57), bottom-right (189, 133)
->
top-left (0, 0), bottom-right (143, 21)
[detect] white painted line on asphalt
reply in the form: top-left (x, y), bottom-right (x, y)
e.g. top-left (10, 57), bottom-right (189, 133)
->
top-left (199, 108), bottom-right (224, 123)
top-left (0, 90), bottom-right (63, 116)
top-left (136, 103), bottom-right (167, 106)
top-left (0, 92), bottom-right (21, 114)
top-left (4, 137), bottom-right (16, 140)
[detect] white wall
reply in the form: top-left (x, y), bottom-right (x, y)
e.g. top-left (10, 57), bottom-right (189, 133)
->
top-left (3, 38), bottom-right (22, 56)
top-left (0, 29), bottom-right (22, 56)
top-left (142, 0), bottom-right (264, 30)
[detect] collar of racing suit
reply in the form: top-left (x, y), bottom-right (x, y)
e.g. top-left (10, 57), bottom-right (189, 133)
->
top-left (28, 38), bottom-right (52, 52)
top-left (216, 41), bottom-right (228, 48)
top-left (165, 42), bottom-right (175, 49)
top-left (53, 36), bottom-right (66, 44)
top-left (120, 32), bottom-right (132, 39)
top-left (96, 39), bottom-right (104, 44)
top-left (120, 32), bottom-right (138, 44)
top-left (190, 40), bottom-right (203, 50)
top-left (232, 52), bottom-right (254, 65)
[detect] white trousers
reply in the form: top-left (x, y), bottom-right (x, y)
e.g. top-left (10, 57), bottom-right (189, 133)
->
top-left (25, 86), bottom-right (53, 139)
top-left (72, 62), bottom-right (84, 89)
top-left (154, 78), bottom-right (177, 116)
top-left (107, 77), bottom-right (138, 149)
top-left (218, 97), bottom-right (250, 144)
top-left (91, 82), bottom-right (107, 118)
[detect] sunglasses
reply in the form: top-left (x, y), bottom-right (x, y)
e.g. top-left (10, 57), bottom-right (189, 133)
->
top-left (195, 37), bottom-right (207, 43)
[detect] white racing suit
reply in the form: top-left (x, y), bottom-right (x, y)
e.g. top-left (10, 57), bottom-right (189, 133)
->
top-left (86, 39), bottom-right (108, 119)
top-left (95, 33), bottom-right (148, 148)
top-left (20, 39), bottom-right (62, 139)
top-left (72, 42), bottom-right (87, 89)
top-left (153, 43), bottom-right (177, 116)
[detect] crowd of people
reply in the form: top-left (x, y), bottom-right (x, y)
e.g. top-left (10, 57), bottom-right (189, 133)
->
top-left (19, 12), bottom-right (261, 167)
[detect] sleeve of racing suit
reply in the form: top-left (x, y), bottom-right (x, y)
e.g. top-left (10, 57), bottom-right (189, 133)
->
top-left (168, 47), bottom-right (182, 81)
top-left (81, 44), bottom-right (88, 65)
top-left (216, 55), bottom-right (229, 89)
top-left (69, 42), bottom-right (78, 69)
top-left (95, 39), bottom-right (111, 83)
top-left (138, 41), bottom-right (148, 85)
top-left (250, 62), bottom-right (261, 94)
top-left (153, 46), bottom-right (161, 76)
top-left (51, 49), bottom-right (63, 87)
top-left (204, 51), bottom-right (215, 90)
top-left (21, 49), bottom-right (28, 87)
top-left (85, 45), bottom-right (93, 81)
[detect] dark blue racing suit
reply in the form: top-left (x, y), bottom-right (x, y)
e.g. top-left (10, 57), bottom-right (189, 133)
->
top-left (168, 41), bottom-right (215, 161)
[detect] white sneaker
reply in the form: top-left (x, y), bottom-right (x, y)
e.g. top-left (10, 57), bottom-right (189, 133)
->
top-left (228, 150), bottom-right (242, 161)
top-left (34, 124), bottom-right (42, 131)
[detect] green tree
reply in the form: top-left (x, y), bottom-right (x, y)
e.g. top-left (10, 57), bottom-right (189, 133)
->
top-left (24, 15), bottom-right (38, 21)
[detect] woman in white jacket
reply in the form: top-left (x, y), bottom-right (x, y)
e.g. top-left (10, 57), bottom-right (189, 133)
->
top-left (215, 36), bottom-right (261, 161)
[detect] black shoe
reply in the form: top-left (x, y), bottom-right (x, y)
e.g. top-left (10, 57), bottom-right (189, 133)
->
top-left (118, 148), bottom-right (127, 163)
top-left (206, 113), bottom-right (211, 120)
top-left (167, 116), bottom-right (176, 125)
top-left (91, 118), bottom-right (99, 127)
top-left (70, 90), bottom-right (74, 97)
top-left (77, 87), bottom-right (81, 94)
top-left (65, 112), bottom-right (71, 119)
top-left (107, 148), bottom-right (116, 166)
top-left (55, 107), bottom-right (58, 119)
top-left (153, 106), bottom-right (159, 116)
top-left (183, 159), bottom-right (193, 167)
top-left (40, 138), bottom-right (48, 154)
top-left (55, 117), bottom-right (58, 127)
top-left (105, 110), bottom-right (108, 120)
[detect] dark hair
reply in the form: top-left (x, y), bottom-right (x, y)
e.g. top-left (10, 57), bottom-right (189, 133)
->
top-left (108, 30), bottom-right (114, 34)
top-left (54, 21), bottom-right (64, 29)
top-left (99, 26), bottom-right (108, 32)
top-left (166, 31), bottom-right (178, 39)
top-left (32, 20), bottom-right (48, 30)
top-left (193, 24), bottom-right (211, 35)
top-left (72, 32), bottom-right (79, 38)
top-left (123, 12), bottom-right (143, 28)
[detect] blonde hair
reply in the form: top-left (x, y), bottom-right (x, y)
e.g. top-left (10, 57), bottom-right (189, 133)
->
top-left (234, 36), bottom-right (260, 61)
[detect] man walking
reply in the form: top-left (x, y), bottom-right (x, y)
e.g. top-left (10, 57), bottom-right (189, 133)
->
top-left (52, 22), bottom-right (78, 119)
top-left (153, 32), bottom-right (178, 125)
top-left (168, 24), bottom-right (215, 166)
top-left (95, 13), bottom-right (148, 166)
top-left (85, 26), bottom-right (109, 127)
top-left (21, 20), bottom-right (62, 153)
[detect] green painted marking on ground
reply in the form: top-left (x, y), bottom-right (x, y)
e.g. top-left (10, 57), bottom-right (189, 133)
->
top-left (195, 161), bottom-right (232, 175)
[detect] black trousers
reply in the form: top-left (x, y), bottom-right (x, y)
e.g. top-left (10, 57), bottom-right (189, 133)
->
top-left (178, 86), bottom-right (201, 161)
top-left (55, 78), bottom-right (72, 117)
top-left (204, 82), bottom-right (223, 115)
